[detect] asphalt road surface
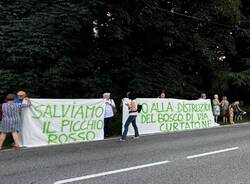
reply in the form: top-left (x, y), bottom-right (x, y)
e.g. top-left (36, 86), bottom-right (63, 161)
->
top-left (1, 123), bottom-right (250, 184)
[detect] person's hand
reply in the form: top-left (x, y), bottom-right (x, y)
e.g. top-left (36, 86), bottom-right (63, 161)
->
top-left (24, 97), bottom-right (31, 104)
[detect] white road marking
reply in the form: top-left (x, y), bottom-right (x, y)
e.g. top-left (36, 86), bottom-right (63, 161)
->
top-left (187, 147), bottom-right (239, 159)
top-left (54, 160), bottom-right (170, 184)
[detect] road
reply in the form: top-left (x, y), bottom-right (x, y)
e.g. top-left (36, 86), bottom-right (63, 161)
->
top-left (1, 123), bottom-right (250, 184)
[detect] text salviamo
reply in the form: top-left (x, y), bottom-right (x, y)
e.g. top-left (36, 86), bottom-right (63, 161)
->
top-left (21, 99), bottom-right (105, 147)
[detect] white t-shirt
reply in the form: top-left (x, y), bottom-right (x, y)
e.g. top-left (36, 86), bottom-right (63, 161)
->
top-left (123, 98), bottom-right (130, 105)
top-left (22, 99), bottom-right (28, 105)
top-left (104, 99), bottom-right (116, 118)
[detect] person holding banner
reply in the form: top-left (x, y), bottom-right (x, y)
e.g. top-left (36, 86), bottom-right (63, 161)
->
top-left (103, 92), bottom-right (116, 138)
top-left (199, 93), bottom-right (207, 99)
top-left (158, 91), bottom-right (166, 99)
top-left (120, 92), bottom-right (139, 141)
top-left (15, 90), bottom-right (28, 105)
top-left (0, 94), bottom-right (31, 150)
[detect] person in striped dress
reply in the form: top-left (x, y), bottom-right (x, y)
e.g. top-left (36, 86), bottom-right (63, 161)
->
top-left (0, 94), bottom-right (31, 150)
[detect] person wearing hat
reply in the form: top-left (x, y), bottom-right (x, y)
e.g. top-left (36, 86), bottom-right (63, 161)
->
top-left (0, 94), bottom-right (31, 150)
top-left (103, 92), bottom-right (116, 138)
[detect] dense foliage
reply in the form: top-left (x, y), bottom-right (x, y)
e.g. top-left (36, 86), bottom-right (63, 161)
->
top-left (0, 0), bottom-right (249, 103)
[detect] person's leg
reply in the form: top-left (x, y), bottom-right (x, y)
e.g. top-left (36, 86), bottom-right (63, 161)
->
top-left (12, 132), bottom-right (20, 147)
top-left (122, 116), bottom-right (133, 140)
top-left (229, 110), bottom-right (234, 124)
top-left (239, 113), bottom-right (243, 121)
top-left (223, 116), bottom-right (227, 123)
top-left (0, 133), bottom-right (6, 149)
top-left (223, 110), bottom-right (229, 123)
top-left (104, 118), bottom-right (108, 137)
top-left (131, 116), bottom-right (139, 137)
top-left (106, 117), bottom-right (112, 137)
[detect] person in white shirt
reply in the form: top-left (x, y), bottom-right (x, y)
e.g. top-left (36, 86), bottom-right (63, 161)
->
top-left (212, 94), bottom-right (221, 123)
top-left (103, 92), bottom-right (116, 138)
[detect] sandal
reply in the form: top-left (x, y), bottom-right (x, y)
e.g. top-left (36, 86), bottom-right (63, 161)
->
top-left (13, 145), bottom-right (20, 150)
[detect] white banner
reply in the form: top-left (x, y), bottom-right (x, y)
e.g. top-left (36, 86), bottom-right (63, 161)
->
top-left (21, 99), bottom-right (105, 147)
top-left (122, 98), bottom-right (218, 136)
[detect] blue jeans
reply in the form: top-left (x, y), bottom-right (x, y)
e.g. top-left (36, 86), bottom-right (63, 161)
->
top-left (122, 115), bottom-right (139, 140)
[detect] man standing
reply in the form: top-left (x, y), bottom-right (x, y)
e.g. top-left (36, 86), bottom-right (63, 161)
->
top-left (103, 93), bottom-right (116, 138)
top-left (15, 91), bottom-right (28, 105)
top-left (199, 93), bottom-right (207, 99)
top-left (14, 91), bottom-right (29, 147)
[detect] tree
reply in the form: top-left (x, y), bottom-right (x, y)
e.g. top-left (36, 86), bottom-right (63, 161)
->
top-left (0, 0), bottom-right (248, 103)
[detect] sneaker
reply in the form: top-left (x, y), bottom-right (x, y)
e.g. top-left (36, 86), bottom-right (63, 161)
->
top-left (132, 136), bottom-right (139, 139)
top-left (119, 138), bottom-right (126, 142)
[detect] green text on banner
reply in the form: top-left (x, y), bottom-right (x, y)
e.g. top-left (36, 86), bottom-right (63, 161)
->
top-left (122, 98), bottom-right (218, 136)
top-left (21, 99), bottom-right (105, 147)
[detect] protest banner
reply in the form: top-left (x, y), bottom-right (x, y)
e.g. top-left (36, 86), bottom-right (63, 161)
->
top-left (21, 99), bottom-right (105, 147)
top-left (122, 98), bottom-right (218, 136)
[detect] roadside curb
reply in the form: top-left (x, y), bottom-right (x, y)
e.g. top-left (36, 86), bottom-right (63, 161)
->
top-left (1, 122), bottom-right (250, 152)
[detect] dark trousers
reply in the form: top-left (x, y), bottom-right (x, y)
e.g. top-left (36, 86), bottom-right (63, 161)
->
top-left (104, 117), bottom-right (112, 138)
top-left (122, 115), bottom-right (139, 140)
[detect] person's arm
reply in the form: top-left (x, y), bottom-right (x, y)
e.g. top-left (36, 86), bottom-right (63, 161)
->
top-left (111, 99), bottom-right (116, 108)
top-left (20, 97), bottom-right (32, 108)
top-left (237, 105), bottom-right (244, 112)
top-left (123, 98), bottom-right (129, 107)
top-left (220, 101), bottom-right (224, 107)
top-left (105, 99), bottom-right (113, 107)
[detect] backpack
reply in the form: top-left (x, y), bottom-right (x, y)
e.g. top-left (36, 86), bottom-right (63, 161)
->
top-left (137, 104), bottom-right (142, 113)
